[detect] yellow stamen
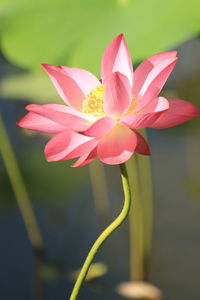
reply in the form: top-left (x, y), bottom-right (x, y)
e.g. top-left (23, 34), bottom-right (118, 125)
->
top-left (82, 85), bottom-right (105, 119)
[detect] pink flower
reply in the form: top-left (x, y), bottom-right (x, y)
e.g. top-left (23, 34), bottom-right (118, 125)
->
top-left (18, 34), bottom-right (199, 167)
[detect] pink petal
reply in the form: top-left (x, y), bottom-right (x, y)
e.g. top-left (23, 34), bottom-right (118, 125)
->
top-left (104, 72), bottom-right (132, 117)
top-left (140, 96), bottom-right (169, 113)
top-left (97, 125), bottom-right (137, 165)
top-left (84, 116), bottom-right (116, 137)
top-left (101, 34), bottom-right (134, 86)
top-left (146, 51), bottom-right (177, 64)
top-left (26, 104), bottom-right (89, 131)
top-left (41, 64), bottom-right (83, 110)
top-left (72, 148), bottom-right (97, 167)
top-left (136, 57), bottom-right (178, 111)
top-left (59, 66), bottom-right (100, 95)
top-left (135, 131), bottom-right (151, 155)
top-left (43, 103), bottom-right (85, 117)
top-left (121, 97), bottom-right (169, 129)
top-left (132, 51), bottom-right (177, 95)
top-left (41, 64), bottom-right (100, 111)
top-left (17, 112), bottom-right (67, 134)
top-left (64, 139), bottom-right (99, 160)
top-left (150, 99), bottom-right (200, 129)
top-left (44, 131), bottom-right (97, 161)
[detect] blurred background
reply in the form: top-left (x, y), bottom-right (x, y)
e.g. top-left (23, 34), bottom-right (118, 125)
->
top-left (0, 0), bottom-right (200, 299)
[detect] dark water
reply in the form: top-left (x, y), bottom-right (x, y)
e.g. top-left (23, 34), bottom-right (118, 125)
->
top-left (0, 102), bottom-right (200, 300)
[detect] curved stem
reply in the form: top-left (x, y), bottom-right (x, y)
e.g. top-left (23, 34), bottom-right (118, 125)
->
top-left (69, 163), bottom-right (132, 300)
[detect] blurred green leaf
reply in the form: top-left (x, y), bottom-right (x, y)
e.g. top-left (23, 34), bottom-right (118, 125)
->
top-left (0, 0), bottom-right (199, 75)
top-left (39, 262), bottom-right (64, 281)
top-left (0, 72), bottom-right (61, 103)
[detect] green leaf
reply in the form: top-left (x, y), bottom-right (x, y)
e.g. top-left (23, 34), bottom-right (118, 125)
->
top-left (0, 72), bottom-right (62, 103)
top-left (0, 0), bottom-right (199, 75)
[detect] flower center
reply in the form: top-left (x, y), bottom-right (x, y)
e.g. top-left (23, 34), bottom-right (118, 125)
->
top-left (82, 85), bottom-right (105, 119)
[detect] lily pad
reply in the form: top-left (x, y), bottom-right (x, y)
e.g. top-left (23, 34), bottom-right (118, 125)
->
top-left (0, 0), bottom-right (199, 75)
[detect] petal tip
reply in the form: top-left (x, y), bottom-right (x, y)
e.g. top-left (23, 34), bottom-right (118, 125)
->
top-left (117, 33), bottom-right (124, 40)
top-left (16, 120), bottom-right (22, 127)
top-left (25, 104), bottom-right (34, 110)
top-left (40, 63), bottom-right (52, 70)
top-left (41, 63), bottom-right (63, 74)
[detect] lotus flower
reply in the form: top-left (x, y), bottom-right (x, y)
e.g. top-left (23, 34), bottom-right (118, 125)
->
top-left (18, 34), bottom-right (199, 167)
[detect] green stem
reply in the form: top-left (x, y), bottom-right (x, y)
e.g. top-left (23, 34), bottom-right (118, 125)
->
top-left (0, 114), bottom-right (44, 252)
top-left (69, 163), bottom-right (132, 300)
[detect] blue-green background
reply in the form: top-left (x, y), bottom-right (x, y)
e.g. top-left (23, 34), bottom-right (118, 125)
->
top-left (0, 0), bottom-right (200, 299)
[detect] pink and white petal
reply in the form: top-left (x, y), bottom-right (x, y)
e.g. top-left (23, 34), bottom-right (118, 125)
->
top-left (97, 125), bottom-right (137, 165)
top-left (59, 66), bottom-right (101, 95)
top-left (71, 148), bottom-right (97, 167)
top-left (139, 57), bottom-right (178, 96)
top-left (64, 139), bottom-right (99, 160)
top-left (136, 57), bottom-right (178, 111)
top-left (101, 34), bottom-right (134, 86)
top-left (84, 116), bottom-right (116, 137)
top-left (44, 131), bottom-right (96, 161)
top-left (150, 99), bottom-right (200, 129)
top-left (121, 97), bottom-right (169, 129)
top-left (17, 112), bottom-right (67, 134)
top-left (41, 64), bottom-right (84, 111)
top-left (44, 104), bottom-right (86, 118)
top-left (146, 51), bottom-right (177, 65)
top-left (26, 104), bottom-right (89, 131)
top-left (121, 112), bottom-right (160, 129)
top-left (135, 131), bottom-right (151, 155)
top-left (104, 72), bottom-right (132, 117)
top-left (140, 97), bottom-right (169, 113)
top-left (133, 51), bottom-right (177, 95)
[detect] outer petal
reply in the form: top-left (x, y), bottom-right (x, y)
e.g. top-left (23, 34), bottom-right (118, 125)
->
top-left (135, 131), bottom-right (151, 155)
top-left (132, 51), bottom-right (177, 95)
top-left (59, 66), bottom-right (101, 95)
top-left (83, 116), bottom-right (116, 137)
top-left (72, 148), bottom-right (97, 167)
top-left (121, 97), bottom-right (169, 129)
top-left (140, 96), bottom-right (169, 113)
top-left (44, 131), bottom-right (97, 161)
top-left (26, 104), bottom-right (90, 131)
top-left (150, 99), bottom-right (199, 129)
top-left (41, 64), bottom-right (100, 111)
top-left (101, 34), bottom-right (134, 86)
top-left (104, 72), bottom-right (132, 117)
top-left (17, 112), bottom-right (68, 134)
top-left (97, 125), bottom-right (137, 165)
top-left (136, 57), bottom-right (178, 111)
top-left (43, 103), bottom-right (86, 117)
top-left (64, 139), bottom-right (99, 160)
